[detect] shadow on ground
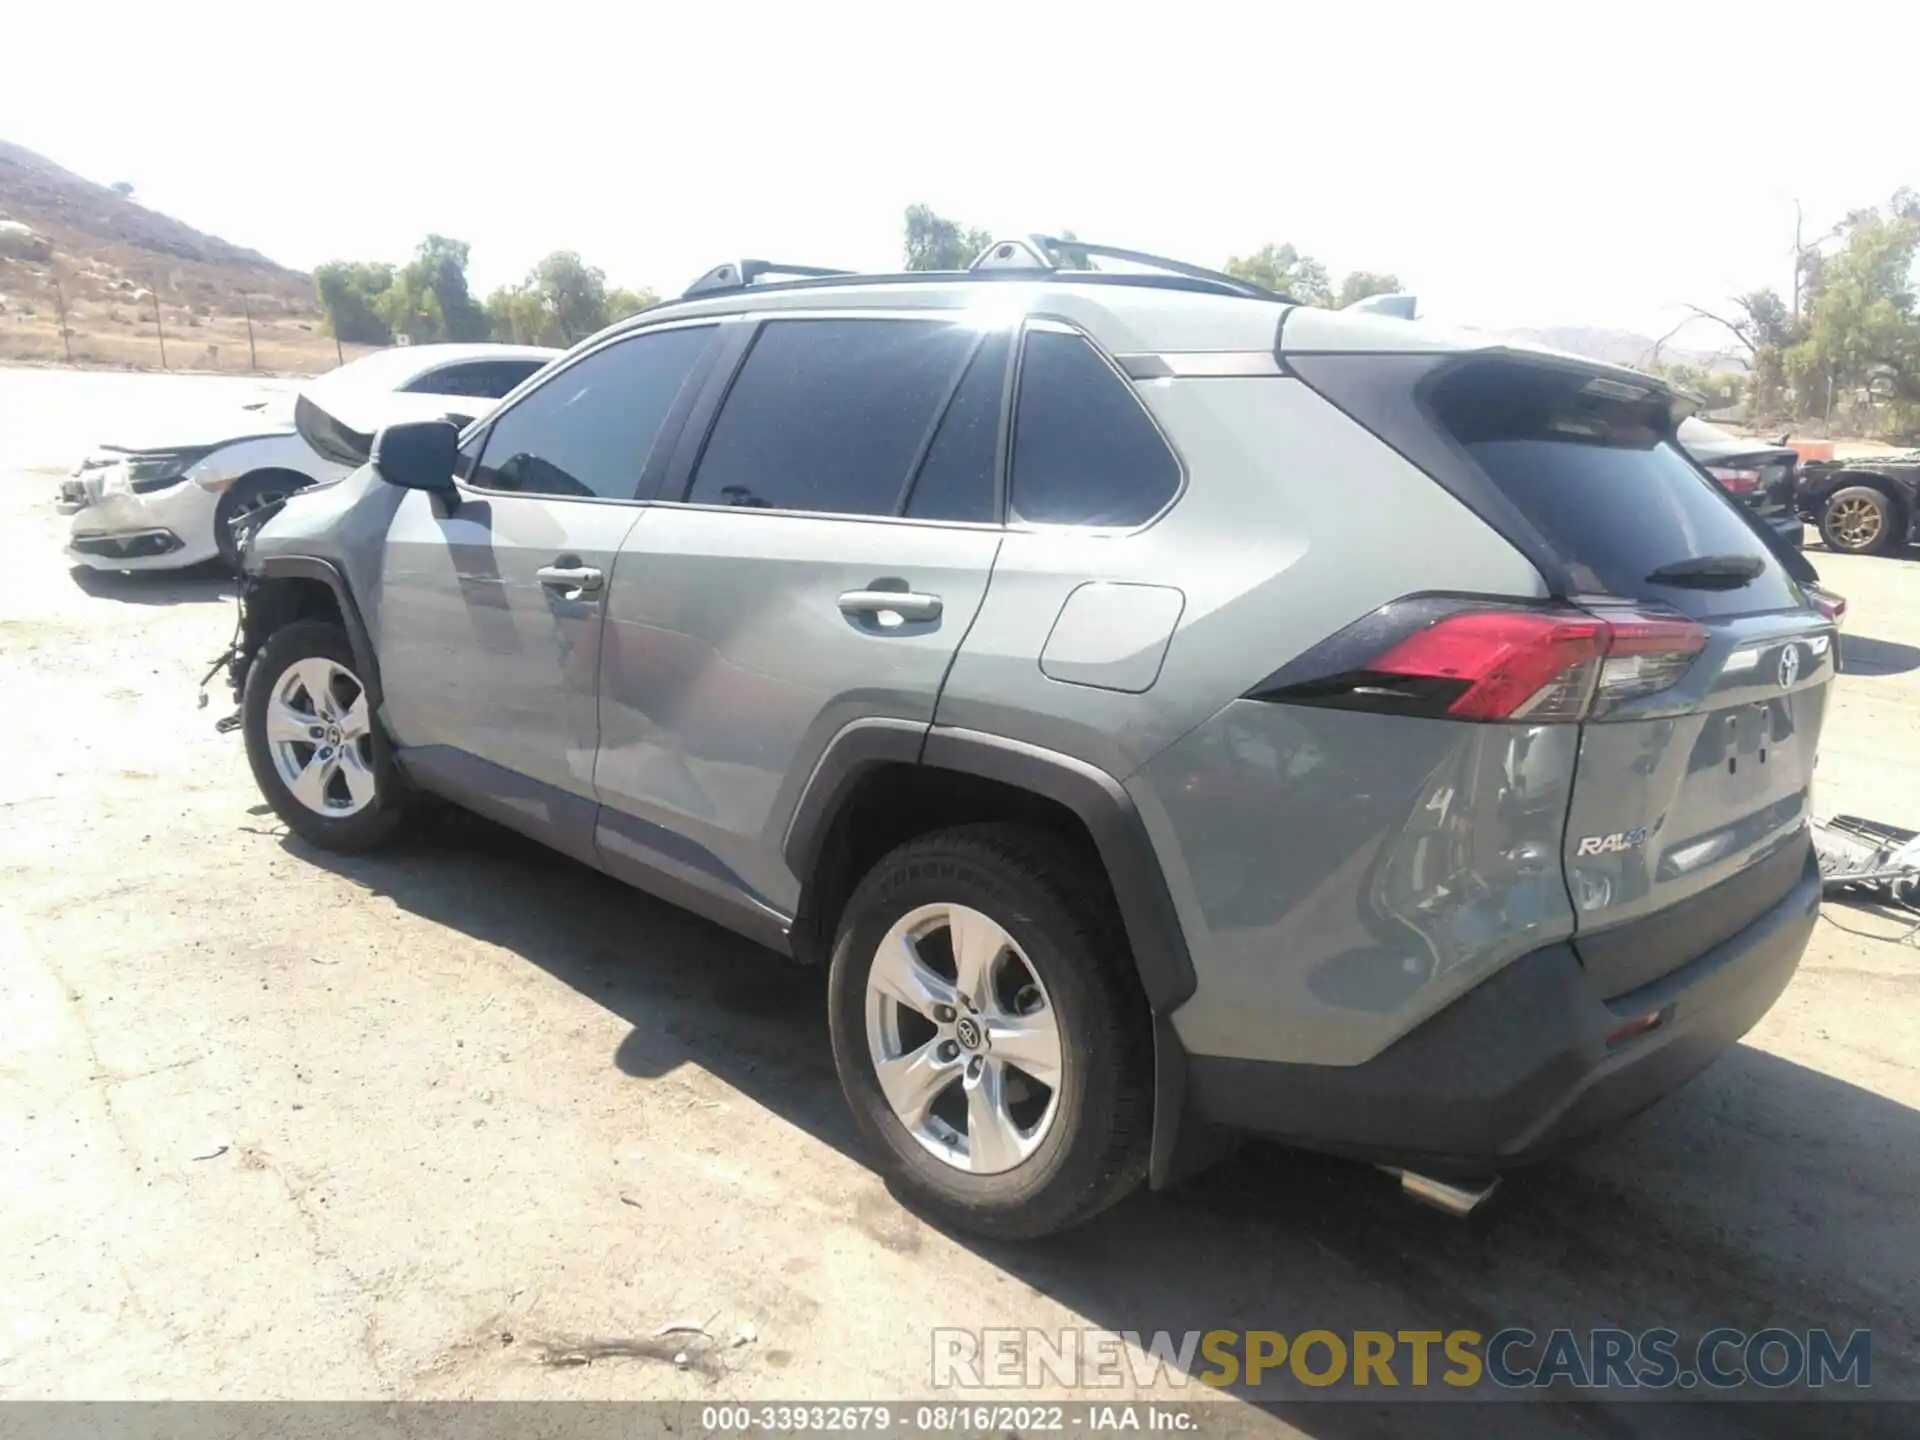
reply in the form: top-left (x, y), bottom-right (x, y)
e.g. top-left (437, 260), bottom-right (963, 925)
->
top-left (69, 560), bottom-right (233, 606)
top-left (1840, 634), bottom-right (1920, 676)
top-left (292, 811), bottom-right (1920, 1437)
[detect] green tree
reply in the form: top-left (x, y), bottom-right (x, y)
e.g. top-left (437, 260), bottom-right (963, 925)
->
top-left (532, 251), bottom-right (609, 343)
top-left (313, 260), bottom-right (394, 344)
top-left (484, 283), bottom-right (549, 345)
top-left (904, 204), bottom-right (993, 271)
top-left (1786, 196), bottom-right (1920, 433)
top-left (384, 234), bottom-right (488, 343)
top-left (1335, 270), bottom-right (1403, 308)
top-left (606, 286), bottom-right (658, 321)
top-left (1224, 243), bottom-right (1333, 305)
top-left (485, 253), bottom-right (660, 345)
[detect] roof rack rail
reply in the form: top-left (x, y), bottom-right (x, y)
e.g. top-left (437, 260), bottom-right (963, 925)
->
top-left (969, 234), bottom-right (1291, 303)
top-left (682, 259), bottom-right (854, 299)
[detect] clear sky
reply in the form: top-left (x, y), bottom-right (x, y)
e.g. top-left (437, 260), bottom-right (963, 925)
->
top-left (6, 1), bottom-right (1914, 350)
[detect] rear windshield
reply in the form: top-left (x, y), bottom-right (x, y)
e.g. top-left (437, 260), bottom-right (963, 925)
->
top-left (1428, 362), bottom-right (1799, 617)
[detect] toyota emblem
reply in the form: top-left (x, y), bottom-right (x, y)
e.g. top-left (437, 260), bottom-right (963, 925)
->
top-left (1777, 643), bottom-right (1801, 689)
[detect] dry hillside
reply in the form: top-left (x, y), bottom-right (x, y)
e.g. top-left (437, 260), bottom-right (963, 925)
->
top-left (0, 141), bottom-right (362, 372)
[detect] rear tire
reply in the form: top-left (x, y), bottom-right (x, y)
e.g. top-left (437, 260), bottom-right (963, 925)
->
top-left (243, 621), bottom-right (406, 852)
top-left (1819, 485), bottom-right (1897, 555)
top-left (826, 823), bottom-right (1152, 1239)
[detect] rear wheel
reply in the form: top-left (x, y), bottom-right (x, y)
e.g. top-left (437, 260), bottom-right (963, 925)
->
top-left (1819, 485), bottom-right (1896, 555)
top-left (243, 621), bottom-right (406, 851)
top-left (216, 470), bottom-right (311, 572)
top-left (826, 824), bottom-right (1151, 1239)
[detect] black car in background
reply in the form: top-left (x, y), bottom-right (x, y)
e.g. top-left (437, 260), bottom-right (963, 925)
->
top-left (1677, 417), bottom-right (1803, 547)
top-left (1797, 450), bottom-right (1920, 555)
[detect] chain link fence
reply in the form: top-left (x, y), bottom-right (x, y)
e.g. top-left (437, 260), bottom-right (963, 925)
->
top-left (0, 266), bottom-right (373, 376)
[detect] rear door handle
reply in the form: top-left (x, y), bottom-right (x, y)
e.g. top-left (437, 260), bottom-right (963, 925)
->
top-left (838, 589), bottom-right (942, 623)
top-left (537, 564), bottom-right (604, 597)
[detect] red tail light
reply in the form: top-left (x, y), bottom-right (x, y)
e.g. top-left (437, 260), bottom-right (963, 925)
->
top-left (1706, 465), bottom-right (1761, 494)
top-left (1370, 611), bottom-right (1607, 720)
top-left (1252, 602), bottom-right (1709, 723)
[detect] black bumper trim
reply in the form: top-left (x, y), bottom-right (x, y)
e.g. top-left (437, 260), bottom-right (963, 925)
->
top-left (1184, 851), bottom-right (1821, 1170)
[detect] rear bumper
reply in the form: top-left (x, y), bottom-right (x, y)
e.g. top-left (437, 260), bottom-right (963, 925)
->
top-left (1183, 849), bottom-right (1820, 1170)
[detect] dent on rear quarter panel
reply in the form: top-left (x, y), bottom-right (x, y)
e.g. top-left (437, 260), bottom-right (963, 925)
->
top-left (1129, 703), bottom-right (1580, 1068)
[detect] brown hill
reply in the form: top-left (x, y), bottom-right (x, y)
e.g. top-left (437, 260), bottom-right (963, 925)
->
top-left (0, 140), bottom-right (352, 372)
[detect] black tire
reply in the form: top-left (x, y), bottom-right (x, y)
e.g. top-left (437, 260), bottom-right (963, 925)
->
top-left (1819, 484), bottom-right (1898, 555)
top-left (215, 470), bottom-right (311, 573)
top-left (827, 823), bottom-right (1152, 1239)
top-left (243, 621), bottom-right (407, 852)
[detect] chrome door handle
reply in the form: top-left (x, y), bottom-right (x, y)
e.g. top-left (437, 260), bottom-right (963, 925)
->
top-left (838, 589), bottom-right (942, 623)
top-left (537, 565), bottom-right (603, 595)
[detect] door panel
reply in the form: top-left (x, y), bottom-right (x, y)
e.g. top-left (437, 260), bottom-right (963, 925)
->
top-left (376, 488), bottom-right (644, 861)
top-left (595, 508), bottom-right (1000, 912)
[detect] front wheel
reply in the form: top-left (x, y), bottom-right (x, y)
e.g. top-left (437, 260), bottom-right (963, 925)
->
top-left (242, 621), bottom-right (406, 851)
top-left (216, 471), bottom-right (310, 573)
top-left (827, 824), bottom-right (1152, 1239)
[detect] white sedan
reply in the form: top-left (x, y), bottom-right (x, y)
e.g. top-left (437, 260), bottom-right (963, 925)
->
top-left (60, 343), bottom-right (558, 573)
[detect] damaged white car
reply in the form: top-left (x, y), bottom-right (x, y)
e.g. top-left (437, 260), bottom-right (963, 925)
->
top-left (60, 343), bottom-right (558, 573)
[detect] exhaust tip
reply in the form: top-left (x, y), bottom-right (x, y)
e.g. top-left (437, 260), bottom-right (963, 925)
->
top-left (1388, 1168), bottom-right (1501, 1217)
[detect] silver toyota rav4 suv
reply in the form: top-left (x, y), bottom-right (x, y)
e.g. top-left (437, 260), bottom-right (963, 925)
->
top-left (229, 237), bottom-right (1832, 1238)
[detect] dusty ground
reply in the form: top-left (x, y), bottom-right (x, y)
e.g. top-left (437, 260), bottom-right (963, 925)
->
top-left (2, 368), bottom-right (1917, 1434)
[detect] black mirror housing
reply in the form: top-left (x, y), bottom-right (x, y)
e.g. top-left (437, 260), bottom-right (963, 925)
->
top-left (372, 420), bottom-right (459, 495)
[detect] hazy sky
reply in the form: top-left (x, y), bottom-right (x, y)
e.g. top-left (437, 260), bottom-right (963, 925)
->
top-left (6, 2), bottom-right (1915, 350)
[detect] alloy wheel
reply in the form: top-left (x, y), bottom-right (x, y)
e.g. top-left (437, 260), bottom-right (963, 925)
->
top-left (266, 657), bottom-right (376, 817)
top-left (1830, 495), bottom-right (1884, 549)
top-left (864, 902), bottom-right (1064, 1175)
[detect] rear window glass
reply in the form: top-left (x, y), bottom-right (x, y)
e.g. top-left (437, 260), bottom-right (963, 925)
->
top-left (1429, 362), bottom-right (1799, 616)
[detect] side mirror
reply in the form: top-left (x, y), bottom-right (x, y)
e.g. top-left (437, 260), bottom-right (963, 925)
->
top-left (371, 420), bottom-right (459, 497)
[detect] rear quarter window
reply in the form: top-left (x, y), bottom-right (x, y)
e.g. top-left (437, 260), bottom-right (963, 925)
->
top-left (1010, 329), bottom-right (1180, 527)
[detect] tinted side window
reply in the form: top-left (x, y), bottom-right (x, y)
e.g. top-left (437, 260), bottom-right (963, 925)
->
top-left (473, 327), bottom-right (712, 500)
top-left (1011, 330), bottom-right (1180, 526)
top-left (904, 329), bottom-right (1009, 524)
top-left (413, 358), bottom-right (547, 399)
top-left (688, 318), bottom-right (976, 515)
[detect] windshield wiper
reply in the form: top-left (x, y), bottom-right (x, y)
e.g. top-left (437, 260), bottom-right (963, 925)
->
top-left (1645, 554), bottom-right (1766, 590)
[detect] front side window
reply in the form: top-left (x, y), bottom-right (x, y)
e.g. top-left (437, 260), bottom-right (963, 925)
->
top-left (1010, 329), bottom-right (1181, 526)
top-left (687, 317), bottom-right (982, 516)
top-left (471, 327), bottom-right (713, 500)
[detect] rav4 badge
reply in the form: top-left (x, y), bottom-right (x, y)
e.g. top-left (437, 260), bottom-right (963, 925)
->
top-left (1576, 828), bottom-right (1650, 857)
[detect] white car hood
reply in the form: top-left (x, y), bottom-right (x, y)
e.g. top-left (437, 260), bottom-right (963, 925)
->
top-left (295, 375), bottom-right (501, 467)
top-left (94, 394), bottom-right (297, 455)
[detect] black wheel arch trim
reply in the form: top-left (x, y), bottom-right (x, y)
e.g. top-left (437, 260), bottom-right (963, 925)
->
top-left (783, 720), bottom-right (1202, 1190)
top-left (249, 555), bottom-right (383, 706)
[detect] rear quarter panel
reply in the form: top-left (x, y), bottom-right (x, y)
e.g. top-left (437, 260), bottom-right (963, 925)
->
top-left (936, 370), bottom-right (1572, 1065)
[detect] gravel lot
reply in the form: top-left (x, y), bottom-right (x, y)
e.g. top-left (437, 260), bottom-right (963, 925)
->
top-left (3, 368), bottom-right (1917, 1434)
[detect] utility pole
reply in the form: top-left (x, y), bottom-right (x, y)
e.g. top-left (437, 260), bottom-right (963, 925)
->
top-left (241, 295), bottom-right (258, 371)
top-left (149, 282), bottom-right (168, 369)
top-left (52, 277), bottom-right (73, 363)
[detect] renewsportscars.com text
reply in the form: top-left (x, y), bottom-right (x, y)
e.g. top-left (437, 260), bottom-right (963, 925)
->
top-left (932, 1326), bottom-right (1871, 1392)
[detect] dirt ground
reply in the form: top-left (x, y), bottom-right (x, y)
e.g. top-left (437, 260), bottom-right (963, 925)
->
top-left (2, 368), bottom-right (1917, 1435)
